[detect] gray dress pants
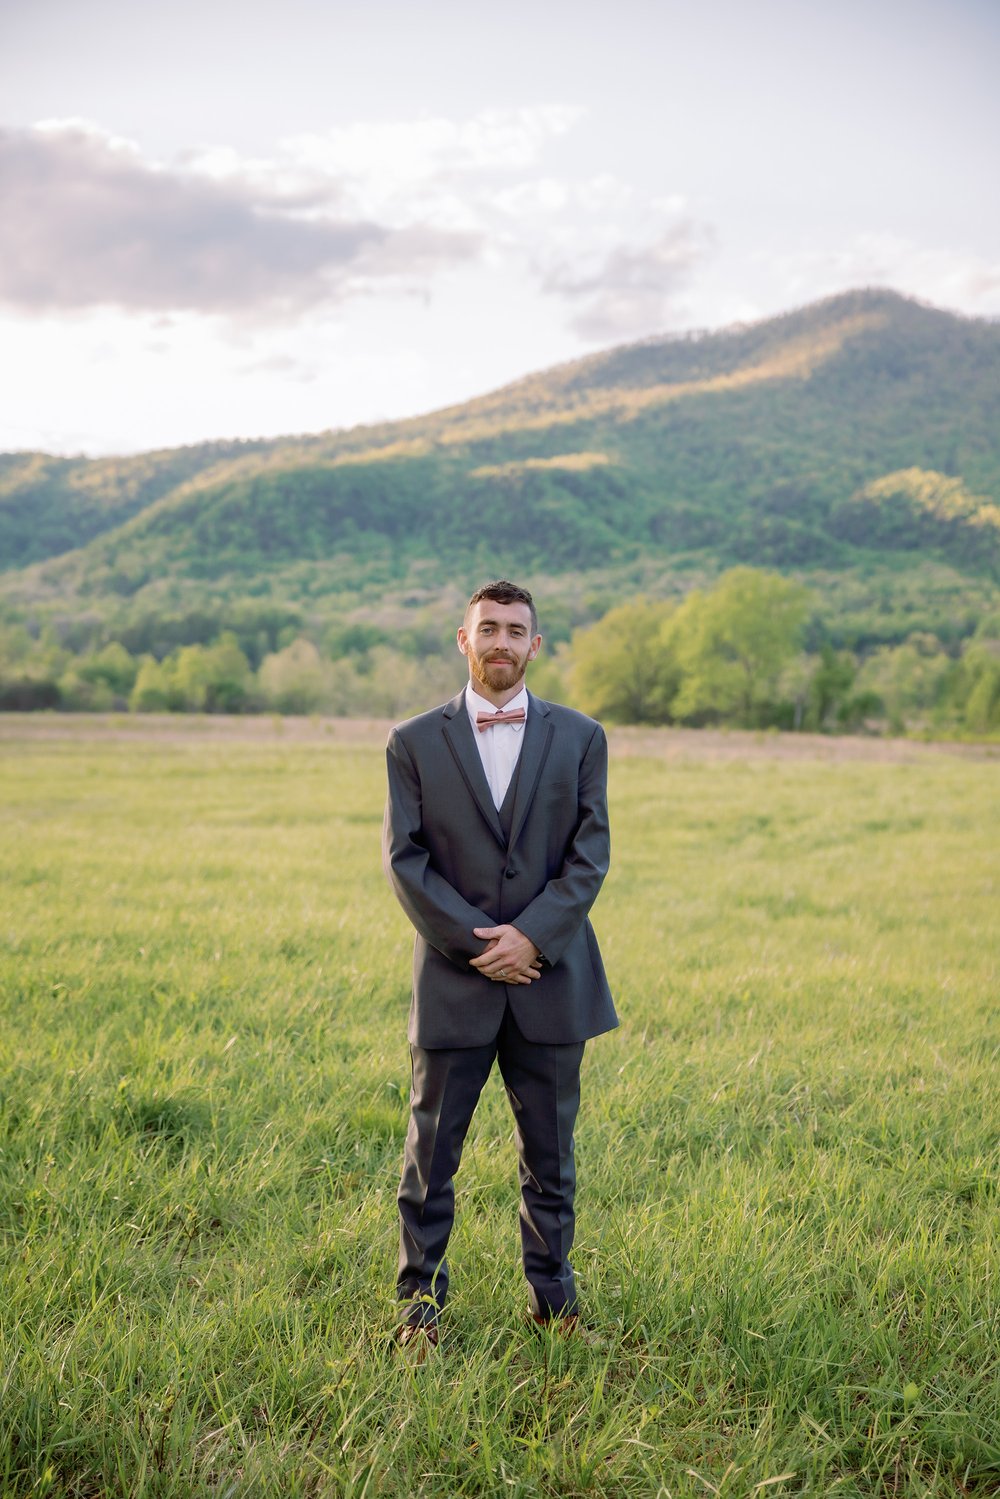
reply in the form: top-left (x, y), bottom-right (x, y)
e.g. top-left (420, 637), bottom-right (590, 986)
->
top-left (397, 1003), bottom-right (585, 1325)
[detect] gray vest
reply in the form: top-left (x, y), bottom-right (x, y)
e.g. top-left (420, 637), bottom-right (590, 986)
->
top-left (497, 750), bottom-right (523, 845)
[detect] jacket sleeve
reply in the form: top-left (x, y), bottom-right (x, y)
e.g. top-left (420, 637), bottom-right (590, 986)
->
top-left (382, 728), bottom-right (496, 967)
top-left (511, 722), bottom-right (610, 966)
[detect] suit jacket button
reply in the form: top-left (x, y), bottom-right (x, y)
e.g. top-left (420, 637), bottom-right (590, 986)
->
top-left (504, 868), bottom-right (517, 879)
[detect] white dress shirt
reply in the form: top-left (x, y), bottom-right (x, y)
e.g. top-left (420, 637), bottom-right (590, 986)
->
top-left (465, 683), bottom-right (529, 809)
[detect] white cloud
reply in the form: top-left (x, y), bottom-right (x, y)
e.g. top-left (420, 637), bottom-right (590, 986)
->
top-left (0, 120), bottom-right (479, 319)
top-left (774, 234), bottom-right (1000, 318)
top-left (0, 106), bottom-right (730, 452)
top-left (489, 178), bottom-right (572, 218)
top-left (541, 221), bottom-right (717, 341)
top-left (238, 352), bottom-right (319, 383)
top-left (488, 173), bottom-right (636, 226)
top-left (281, 106), bottom-right (582, 190)
top-left (178, 106), bottom-right (584, 234)
top-left (1, 109), bottom-right (722, 352)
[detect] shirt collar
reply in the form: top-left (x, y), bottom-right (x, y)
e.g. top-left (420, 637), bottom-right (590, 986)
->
top-left (465, 682), bottom-right (529, 730)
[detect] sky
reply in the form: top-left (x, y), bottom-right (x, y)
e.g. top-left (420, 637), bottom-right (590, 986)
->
top-left (1, 0), bottom-right (997, 457)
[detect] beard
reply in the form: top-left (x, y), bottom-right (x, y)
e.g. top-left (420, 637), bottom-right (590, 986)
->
top-left (469, 650), bottom-right (527, 694)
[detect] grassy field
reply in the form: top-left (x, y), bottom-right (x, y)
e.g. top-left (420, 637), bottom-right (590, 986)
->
top-left (1, 716), bottom-right (998, 1497)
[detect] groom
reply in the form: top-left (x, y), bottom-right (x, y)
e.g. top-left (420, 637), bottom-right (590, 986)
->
top-left (382, 580), bottom-right (617, 1355)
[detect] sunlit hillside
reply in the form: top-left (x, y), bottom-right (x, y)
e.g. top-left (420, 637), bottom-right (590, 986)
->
top-left (2, 289), bottom-right (998, 647)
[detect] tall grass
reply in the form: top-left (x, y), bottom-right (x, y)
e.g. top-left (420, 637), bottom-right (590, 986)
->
top-left (1, 721), bottom-right (997, 1496)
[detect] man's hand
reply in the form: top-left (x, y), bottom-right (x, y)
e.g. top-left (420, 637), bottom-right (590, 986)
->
top-left (470, 925), bottom-right (542, 985)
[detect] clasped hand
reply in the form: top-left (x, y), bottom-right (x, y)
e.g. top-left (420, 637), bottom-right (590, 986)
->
top-left (469, 924), bottom-right (542, 984)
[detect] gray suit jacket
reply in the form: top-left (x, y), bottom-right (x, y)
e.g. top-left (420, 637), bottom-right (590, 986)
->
top-left (383, 688), bottom-right (618, 1047)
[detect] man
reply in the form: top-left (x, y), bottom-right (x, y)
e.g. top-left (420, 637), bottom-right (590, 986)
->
top-left (382, 579), bottom-right (617, 1357)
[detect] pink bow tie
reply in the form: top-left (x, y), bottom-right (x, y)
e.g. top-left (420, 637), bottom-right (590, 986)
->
top-left (476, 708), bottom-right (526, 731)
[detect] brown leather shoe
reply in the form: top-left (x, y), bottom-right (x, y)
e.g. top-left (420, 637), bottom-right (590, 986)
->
top-left (396, 1322), bottom-right (439, 1363)
top-left (530, 1312), bottom-right (603, 1347)
top-left (530, 1307), bottom-right (581, 1327)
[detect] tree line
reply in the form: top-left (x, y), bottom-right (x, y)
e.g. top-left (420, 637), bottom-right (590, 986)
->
top-left (1, 567), bottom-right (998, 735)
top-left (566, 570), bottom-right (1000, 735)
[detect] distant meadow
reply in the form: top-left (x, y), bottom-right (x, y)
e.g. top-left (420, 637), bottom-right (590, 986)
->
top-left (2, 715), bottom-right (997, 1496)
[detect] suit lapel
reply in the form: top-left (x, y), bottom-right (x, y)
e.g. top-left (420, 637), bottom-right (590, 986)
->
top-left (508, 693), bottom-right (553, 851)
top-left (441, 692), bottom-right (506, 845)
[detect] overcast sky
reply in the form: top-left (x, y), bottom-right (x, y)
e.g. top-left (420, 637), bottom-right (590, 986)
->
top-left (1, 0), bottom-right (997, 456)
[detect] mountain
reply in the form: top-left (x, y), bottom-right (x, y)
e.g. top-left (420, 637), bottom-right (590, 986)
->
top-left (2, 289), bottom-right (999, 640)
top-left (0, 439), bottom-right (273, 572)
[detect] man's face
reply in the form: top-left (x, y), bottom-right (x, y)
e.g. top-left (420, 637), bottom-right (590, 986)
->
top-left (458, 599), bottom-right (541, 697)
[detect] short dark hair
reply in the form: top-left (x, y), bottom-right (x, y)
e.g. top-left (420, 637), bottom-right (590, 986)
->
top-left (466, 580), bottom-right (538, 635)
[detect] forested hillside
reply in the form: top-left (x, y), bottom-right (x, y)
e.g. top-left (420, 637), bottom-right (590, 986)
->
top-left (4, 288), bottom-right (999, 592)
top-left (2, 288), bottom-right (999, 732)
top-left (0, 439), bottom-right (273, 571)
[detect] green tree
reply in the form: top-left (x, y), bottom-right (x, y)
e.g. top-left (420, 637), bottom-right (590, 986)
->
top-left (807, 645), bottom-right (860, 731)
top-left (670, 568), bottom-right (811, 726)
top-left (950, 622), bottom-right (1000, 734)
top-left (853, 633), bottom-right (953, 733)
top-left (0, 623), bottom-right (67, 709)
top-left (202, 633), bottom-right (254, 712)
top-left (88, 641), bottom-right (139, 698)
top-left (129, 656), bottom-right (173, 712)
top-left (962, 655), bottom-right (1000, 732)
top-left (569, 598), bottom-right (679, 723)
top-left (258, 638), bottom-right (330, 715)
top-left (0, 623), bottom-right (35, 673)
top-left (60, 641), bottom-right (139, 709)
top-left (57, 666), bottom-right (116, 711)
top-left (775, 652), bottom-right (814, 731)
top-left (172, 644), bottom-right (212, 711)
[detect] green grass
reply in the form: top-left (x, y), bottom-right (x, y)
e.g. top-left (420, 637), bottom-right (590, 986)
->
top-left (1, 721), bottom-right (998, 1497)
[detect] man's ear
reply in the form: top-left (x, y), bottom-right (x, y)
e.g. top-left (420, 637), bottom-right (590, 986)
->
top-left (527, 634), bottom-right (542, 661)
top-left (457, 626), bottom-right (470, 658)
